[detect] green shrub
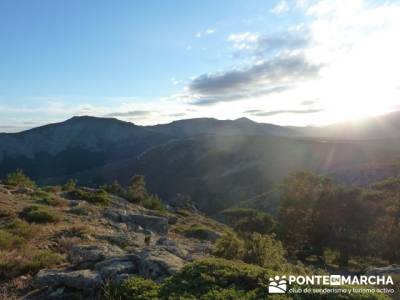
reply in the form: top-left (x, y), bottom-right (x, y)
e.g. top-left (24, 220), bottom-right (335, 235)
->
top-left (62, 179), bottom-right (77, 191)
top-left (20, 206), bottom-right (60, 223)
top-left (3, 169), bottom-right (36, 189)
top-left (181, 224), bottom-right (218, 241)
top-left (140, 195), bottom-right (165, 211)
top-left (243, 233), bottom-right (287, 270)
top-left (212, 232), bottom-right (244, 260)
top-left (68, 188), bottom-right (110, 206)
top-left (37, 196), bottom-right (68, 207)
top-left (103, 276), bottom-right (160, 300)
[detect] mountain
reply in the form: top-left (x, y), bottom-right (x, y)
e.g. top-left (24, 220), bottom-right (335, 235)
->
top-left (294, 110), bottom-right (400, 140)
top-left (1, 113), bottom-right (400, 214)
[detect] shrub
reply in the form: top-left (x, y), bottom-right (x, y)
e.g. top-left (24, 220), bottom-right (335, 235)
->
top-left (181, 224), bottom-right (218, 241)
top-left (140, 195), bottom-right (165, 211)
top-left (68, 188), bottom-right (110, 206)
top-left (20, 206), bottom-right (60, 223)
top-left (242, 233), bottom-right (287, 270)
top-left (212, 232), bottom-right (244, 260)
top-left (3, 169), bottom-right (36, 189)
top-left (37, 196), bottom-right (68, 207)
top-left (62, 179), bottom-right (77, 191)
top-left (103, 276), bottom-right (160, 300)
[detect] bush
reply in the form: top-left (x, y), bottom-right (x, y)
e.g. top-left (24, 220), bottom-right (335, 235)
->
top-left (3, 169), bottom-right (36, 189)
top-left (37, 196), bottom-right (68, 207)
top-left (68, 188), bottom-right (110, 206)
top-left (181, 224), bottom-right (219, 241)
top-left (62, 179), bottom-right (77, 191)
top-left (212, 232), bottom-right (244, 260)
top-left (103, 276), bottom-right (160, 300)
top-left (140, 195), bottom-right (165, 211)
top-left (242, 233), bottom-right (287, 270)
top-left (20, 206), bottom-right (60, 223)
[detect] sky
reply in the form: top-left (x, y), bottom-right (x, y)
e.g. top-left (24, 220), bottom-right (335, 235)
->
top-left (0, 0), bottom-right (400, 132)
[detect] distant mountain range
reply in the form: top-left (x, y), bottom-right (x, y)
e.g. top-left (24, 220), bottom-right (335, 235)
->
top-left (1, 111), bottom-right (400, 213)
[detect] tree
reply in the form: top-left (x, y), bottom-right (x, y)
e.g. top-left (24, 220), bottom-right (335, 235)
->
top-left (126, 175), bottom-right (148, 203)
top-left (315, 187), bottom-right (374, 266)
top-left (277, 171), bottom-right (333, 259)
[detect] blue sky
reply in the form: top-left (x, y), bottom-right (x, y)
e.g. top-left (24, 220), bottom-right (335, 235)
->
top-left (1, 0), bottom-right (399, 132)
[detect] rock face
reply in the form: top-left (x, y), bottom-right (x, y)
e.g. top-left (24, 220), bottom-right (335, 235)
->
top-left (94, 254), bottom-right (140, 280)
top-left (34, 269), bottom-right (102, 292)
top-left (138, 247), bottom-right (184, 281)
top-left (68, 244), bottom-right (124, 266)
top-left (104, 208), bottom-right (169, 235)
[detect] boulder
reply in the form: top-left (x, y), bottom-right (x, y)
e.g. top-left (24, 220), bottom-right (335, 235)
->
top-left (34, 269), bottom-right (102, 292)
top-left (120, 213), bottom-right (169, 235)
top-left (94, 254), bottom-right (140, 279)
top-left (138, 247), bottom-right (184, 281)
top-left (68, 244), bottom-right (124, 266)
top-left (156, 237), bottom-right (188, 259)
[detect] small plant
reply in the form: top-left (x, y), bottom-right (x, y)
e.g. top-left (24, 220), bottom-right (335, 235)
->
top-left (20, 206), bottom-right (60, 223)
top-left (3, 169), bottom-right (36, 189)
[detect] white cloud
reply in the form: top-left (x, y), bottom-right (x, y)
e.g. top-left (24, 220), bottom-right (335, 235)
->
top-left (270, 0), bottom-right (290, 14)
top-left (227, 32), bottom-right (259, 50)
top-left (195, 28), bottom-right (216, 38)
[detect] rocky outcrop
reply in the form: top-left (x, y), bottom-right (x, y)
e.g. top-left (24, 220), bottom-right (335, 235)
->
top-left (137, 247), bottom-right (184, 281)
top-left (68, 244), bottom-right (124, 266)
top-left (104, 208), bottom-right (169, 235)
top-left (34, 269), bottom-right (102, 292)
top-left (94, 254), bottom-right (140, 279)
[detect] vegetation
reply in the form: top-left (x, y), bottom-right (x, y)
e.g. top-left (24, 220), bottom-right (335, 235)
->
top-left (20, 206), bottom-right (60, 223)
top-left (2, 169), bottom-right (36, 189)
top-left (62, 178), bottom-right (77, 191)
top-left (102, 176), bottom-right (165, 211)
top-left (103, 276), bottom-right (160, 300)
top-left (223, 207), bottom-right (275, 234)
top-left (68, 188), bottom-right (110, 206)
